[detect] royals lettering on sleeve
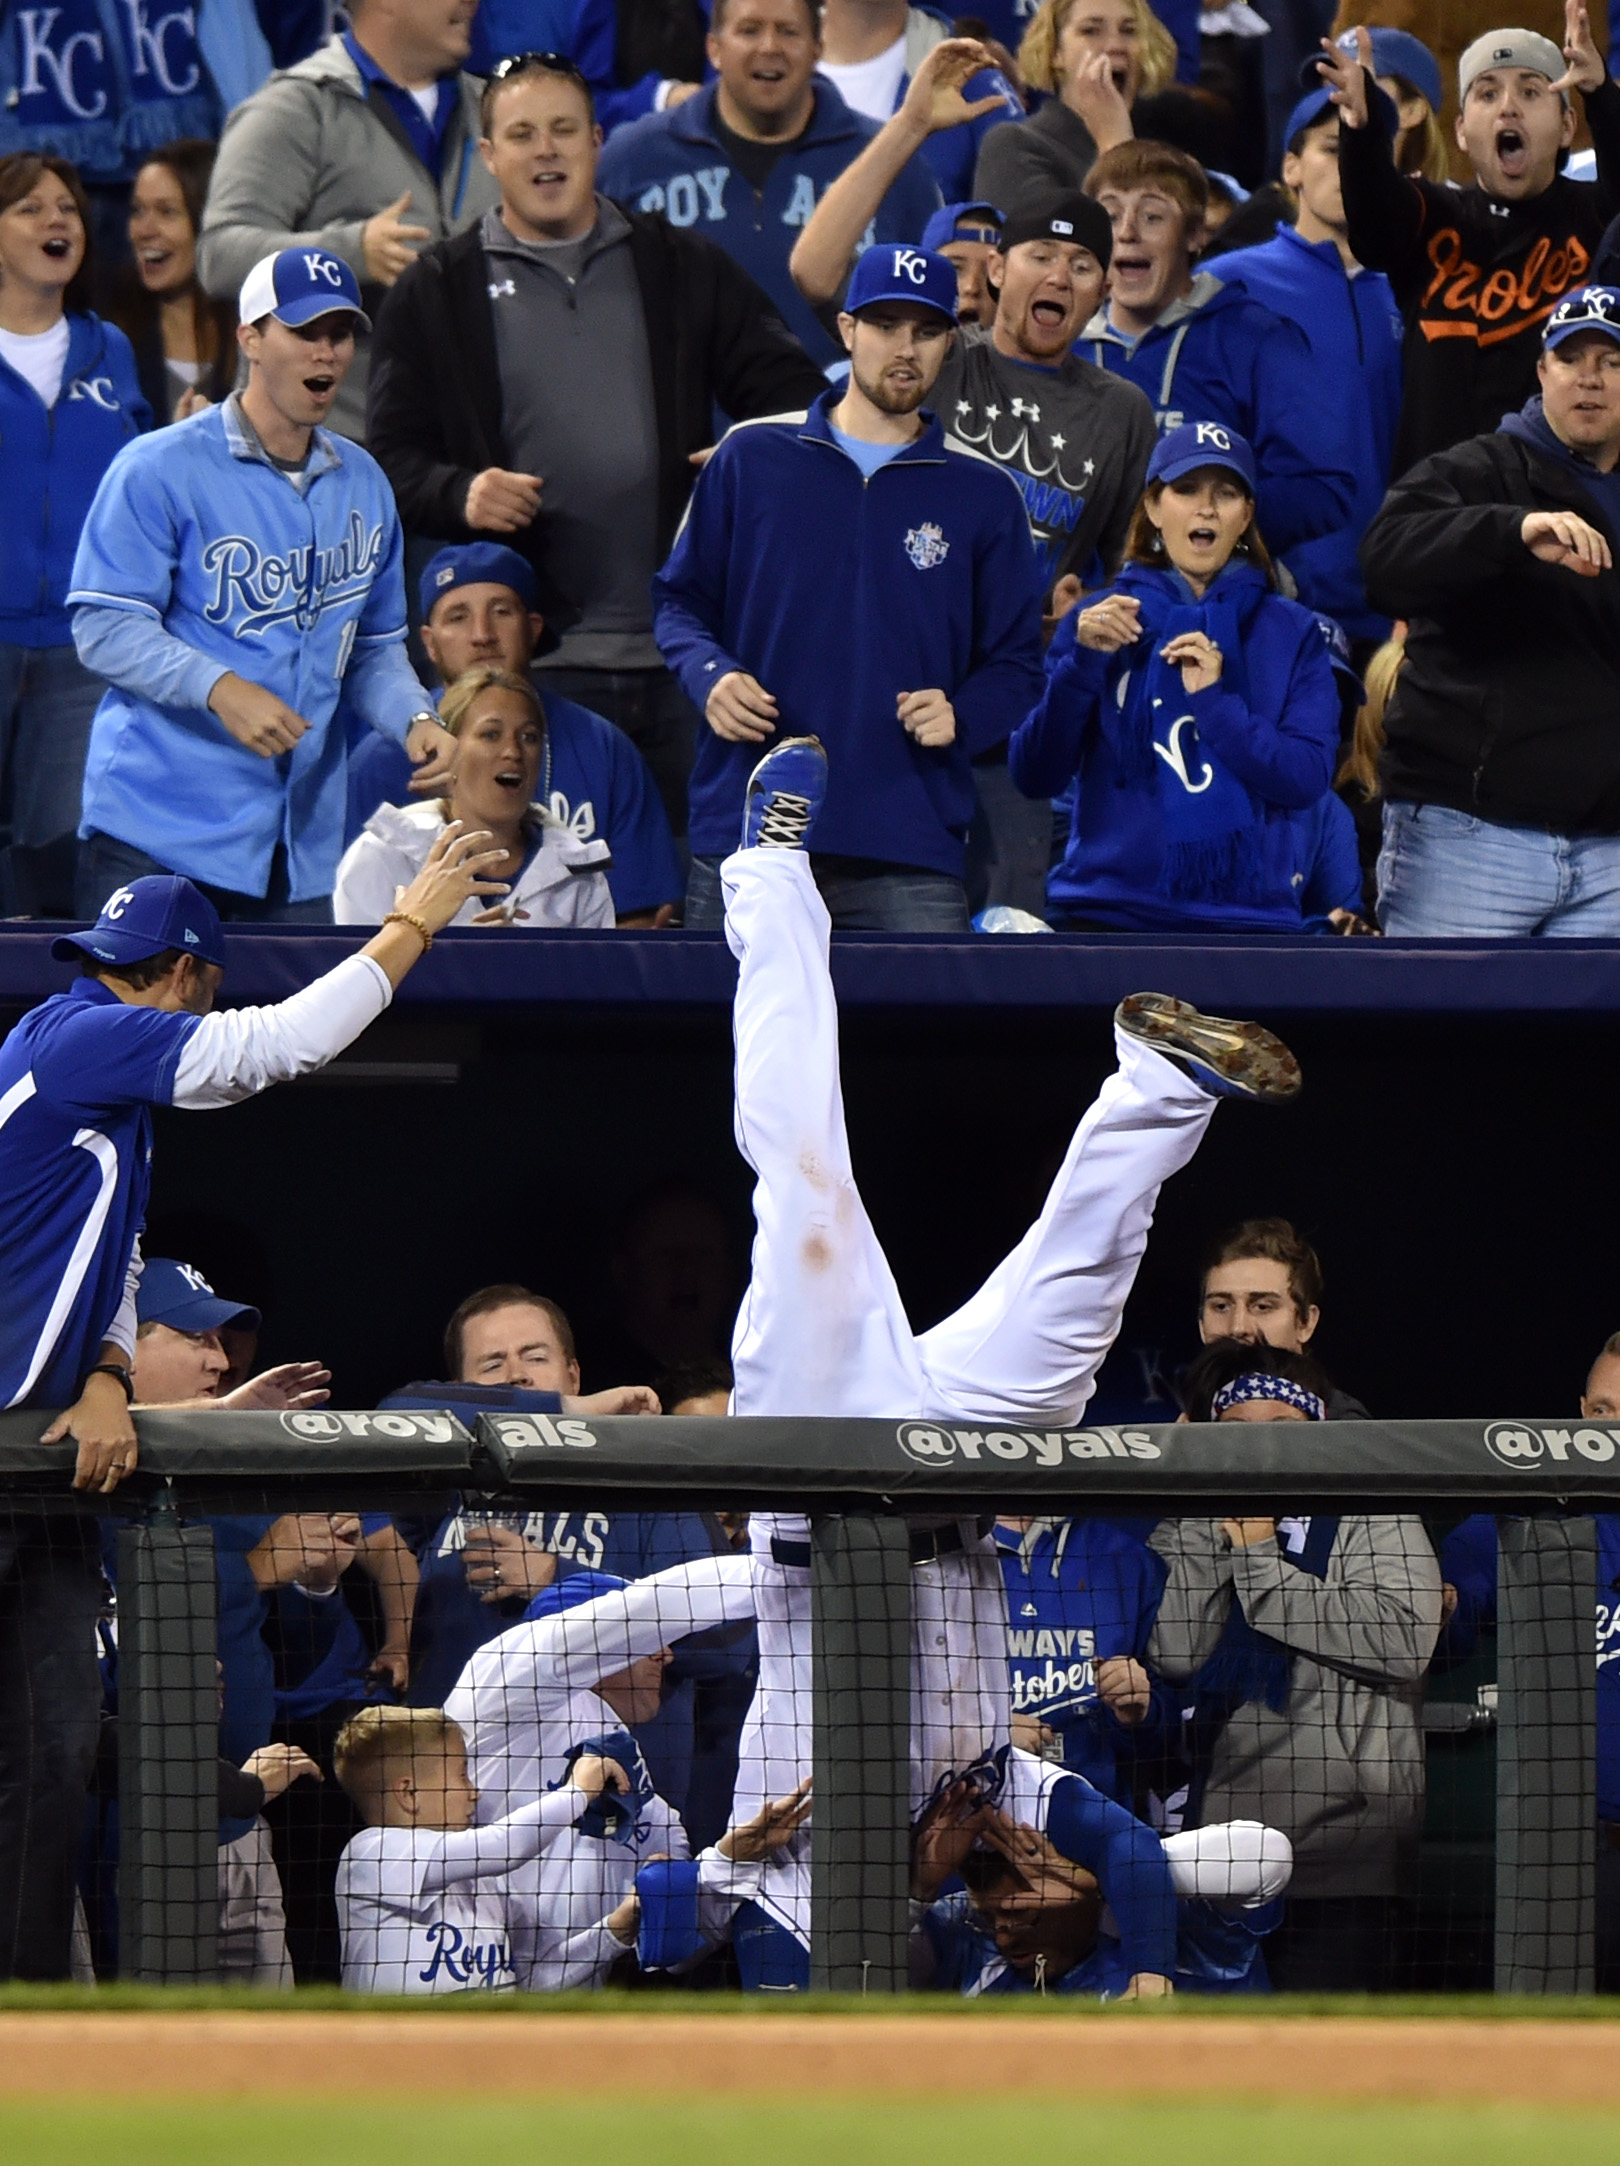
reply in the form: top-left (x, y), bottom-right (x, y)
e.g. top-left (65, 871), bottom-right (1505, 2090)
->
top-left (1419, 228), bottom-right (1591, 347)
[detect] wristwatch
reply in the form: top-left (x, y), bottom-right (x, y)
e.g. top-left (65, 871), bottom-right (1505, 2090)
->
top-left (86, 1363), bottom-right (135, 1402)
top-left (407, 710), bottom-right (440, 735)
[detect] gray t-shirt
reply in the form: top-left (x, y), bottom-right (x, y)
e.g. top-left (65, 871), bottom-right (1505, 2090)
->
top-left (935, 329), bottom-right (1158, 592)
top-left (482, 200), bottom-right (663, 671)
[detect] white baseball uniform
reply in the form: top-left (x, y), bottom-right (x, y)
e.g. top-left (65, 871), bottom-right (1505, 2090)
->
top-left (722, 846), bottom-right (1219, 1946)
top-left (443, 1555), bottom-right (756, 1989)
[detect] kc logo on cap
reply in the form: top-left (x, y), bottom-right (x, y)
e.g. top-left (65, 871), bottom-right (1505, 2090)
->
top-left (892, 248), bottom-right (928, 284)
top-left (1194, 421), bottom-right (1234, 450)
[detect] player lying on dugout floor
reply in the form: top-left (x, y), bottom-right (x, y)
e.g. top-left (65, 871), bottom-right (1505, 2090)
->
top-left (633, 1745), bottom-right (1293, 1997)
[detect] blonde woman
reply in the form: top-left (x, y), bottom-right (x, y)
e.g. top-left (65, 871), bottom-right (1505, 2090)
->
top-left (974, 0), bottom-right (1176, 204)
top-left (335, 668), bottom-right (615, 930)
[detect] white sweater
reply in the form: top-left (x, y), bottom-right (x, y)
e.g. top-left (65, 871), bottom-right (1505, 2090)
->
top-left (334, 800), bottom-right (615, 930)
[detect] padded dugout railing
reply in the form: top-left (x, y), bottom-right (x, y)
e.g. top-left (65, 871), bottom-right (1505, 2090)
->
top-left (1, 1407), bottom-right (1610, 1993)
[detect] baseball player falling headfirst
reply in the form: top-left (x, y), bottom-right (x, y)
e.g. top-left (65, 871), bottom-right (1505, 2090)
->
top-left (718, 734), bottom-right (1302, 1990)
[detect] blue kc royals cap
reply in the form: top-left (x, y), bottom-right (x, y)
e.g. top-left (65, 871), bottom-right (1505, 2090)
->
top-left (1146, 420), bottom-right (1258, 494)
top-left (136, 1258), bottom-right (261, 1337)
top-left (1544, 287), bottom-right (1620, 350)
top-left (920, 200), bottom-right (1003, 252)
top-left (52, 875), bottom-right (227, 970)
top-left (1299, 25), bottom-right (1442, 113)
top-left (844, 243), bottom-right (959, 325)
top-left (238, 247), bottom-right (371, 332)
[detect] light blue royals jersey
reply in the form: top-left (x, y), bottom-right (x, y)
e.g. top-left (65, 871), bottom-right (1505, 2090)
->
top-left (69, 399), bottom-right (418, 903)
top-left (0, 979), bottom-right (197, 1409)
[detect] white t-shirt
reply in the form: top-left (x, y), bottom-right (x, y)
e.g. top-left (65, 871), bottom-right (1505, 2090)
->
top-left (0, 318), bottom-right (70, 408)
top-left (336, 1793), bottom-right (584, 1995)
top-left (817, 39), bottom-right (908, 122)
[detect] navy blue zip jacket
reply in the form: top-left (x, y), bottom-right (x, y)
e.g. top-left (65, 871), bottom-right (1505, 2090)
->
top-left (599, 81), bottom-right (942, 370)
top-left (1078, 273), bottom-right (1355, 559)
top-left (0, 312), bottom-right (149, 647)
top-left (1012, 560), bottom-right (1339, 931)
top-left (1212, 225), bottom-right (1404, 640)
top-left (655, 388), bottom-right (1044, 876)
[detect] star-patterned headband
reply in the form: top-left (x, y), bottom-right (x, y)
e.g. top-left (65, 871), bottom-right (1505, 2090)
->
top-left (1209, 1373), bottom-right (1326, 1422)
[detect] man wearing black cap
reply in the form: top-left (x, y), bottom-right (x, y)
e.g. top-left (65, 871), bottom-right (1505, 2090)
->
top-left (0, 843), bottom-right (496, 1980)
top-left (793, 123), bottom-right (1157, 597)
top-left (1362, 285), bottom-right (1620, 935)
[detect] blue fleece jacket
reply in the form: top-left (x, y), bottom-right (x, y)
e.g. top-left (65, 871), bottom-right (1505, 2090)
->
top-left (1012, 562), bottom-right (1340, 931)
top-left (0, 313), bottom-right (149, 648)
top-left (1077, 273), bottom-right (1355, 559)
top-left (599, 80), bottom-right (941, 369)
top-left (655, 388), bottom-right (1044, 875)
top-left (1211, 226), bottom-right (1403, 639)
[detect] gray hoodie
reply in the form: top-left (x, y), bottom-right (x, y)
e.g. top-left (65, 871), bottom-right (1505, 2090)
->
top-left (1148, 1515), bottom-right (1443, 1899)
top-left (198, 36), bottom-right (501, 442)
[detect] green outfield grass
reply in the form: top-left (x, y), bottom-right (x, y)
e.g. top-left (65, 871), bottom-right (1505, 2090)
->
top-left (1, 2099), bottom-right (1619, 2166)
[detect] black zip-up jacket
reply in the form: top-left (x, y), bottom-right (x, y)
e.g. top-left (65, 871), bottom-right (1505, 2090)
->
top-left (366, 210), bottom-right (827, 630)
top-left (1361, 428), bottom-right (1620, 833)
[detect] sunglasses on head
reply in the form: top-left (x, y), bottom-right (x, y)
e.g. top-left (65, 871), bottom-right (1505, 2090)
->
top-left (488, 49), bottom-right (590, 83)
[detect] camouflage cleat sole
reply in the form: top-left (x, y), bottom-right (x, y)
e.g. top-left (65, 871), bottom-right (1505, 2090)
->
top-left (1115, 991), bottom-right (1302, 1104)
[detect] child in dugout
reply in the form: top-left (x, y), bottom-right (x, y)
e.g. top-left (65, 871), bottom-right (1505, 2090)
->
top-left (332, 1705), bottom-right (639, 1994)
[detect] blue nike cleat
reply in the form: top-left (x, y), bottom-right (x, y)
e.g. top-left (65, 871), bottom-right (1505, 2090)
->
top-left (1115, 992), bottom-right (1301, 1103)
top-left (741, 735), bottom-right (827, 851)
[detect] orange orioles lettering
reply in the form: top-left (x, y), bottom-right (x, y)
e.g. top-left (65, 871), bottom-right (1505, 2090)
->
top-left (1418, 229), bottom-right (1591, 346)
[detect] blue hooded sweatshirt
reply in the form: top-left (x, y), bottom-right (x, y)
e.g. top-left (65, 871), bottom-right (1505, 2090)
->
top-left (1011, 560), bottom-right (1339, 931)
top-left (599, 80), bottom-right (942, 369)
top-left (655, 387), bottom-right (1044, 876)
top-left (1077, 272), bottom-right (1355, 559)
top-left (0, 312), bottom-right (149, 647)
top-left (995, 1517), bottom-right (1172, 1803)
top-left (1211, 225), bottom-right (1404, 640)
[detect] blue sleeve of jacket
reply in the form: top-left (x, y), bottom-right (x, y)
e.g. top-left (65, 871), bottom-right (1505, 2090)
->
top-left (1154, 0), bottom-right (1201, 82)
top-left (1429, 1511), bottom-right (1498, 1670)
top-left (342, 515), bottom-right (431, 745)
top-left (953, 478), bottom-right (1045, 755)
top-left (72, 601), bottom-right (226, 716)
top-left (876, 150), bottom-right (945, 242)
top-left (601, 724), bottom-right (685, 914)
top-left (1241, 314), bottom-right (1356, 555)
top-left (1045, 1772), bottom-right (1179, 1980)
top-left (570, 0), bottom-right (672, 131)
top-left (1007, 641), bottom-right (1107, 796)
top-left (651, 454), bottom-right (748, 712)
top-left (1299, 790), bottom-right (1363, 919)
top-left (919, 66), bottom-right (1023, 198)
top-left (1184, 620), bottom-right (1337, 809)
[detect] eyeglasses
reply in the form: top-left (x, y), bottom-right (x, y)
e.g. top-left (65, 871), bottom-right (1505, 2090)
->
top-left (488, 49), bottom-right (590, 84)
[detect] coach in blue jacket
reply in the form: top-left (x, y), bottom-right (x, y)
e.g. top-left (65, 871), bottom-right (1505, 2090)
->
top-left (656, 241), bottom-right (1043, 931)
top-left (599, 0), bottom-right (940, 371)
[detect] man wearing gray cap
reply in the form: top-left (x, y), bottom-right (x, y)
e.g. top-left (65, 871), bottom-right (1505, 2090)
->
top-left (1320, 4), bottom-right (1620, 472)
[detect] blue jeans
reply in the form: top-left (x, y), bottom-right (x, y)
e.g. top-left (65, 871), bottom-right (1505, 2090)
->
top-left (1377, 801), bottom-right (1620, 937)
top-left (684, 852), bottom-right (970, 933)
top-left (76, 831), bottom-right (334, 925)
top-left (0, 641), bottom-right (105, 916)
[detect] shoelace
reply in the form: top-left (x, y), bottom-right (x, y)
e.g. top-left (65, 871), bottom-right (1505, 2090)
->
top-left (756, 791), bottom-right (813, 847)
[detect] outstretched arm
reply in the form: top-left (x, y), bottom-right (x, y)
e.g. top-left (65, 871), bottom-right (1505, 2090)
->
top-left (790, 40), bottom-right (1000, 305)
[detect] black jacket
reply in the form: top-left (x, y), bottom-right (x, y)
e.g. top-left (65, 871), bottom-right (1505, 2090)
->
top-left (1361, 429), bottom-right (1620, 833)
top-left (366, 211), bottom-right (827, 628)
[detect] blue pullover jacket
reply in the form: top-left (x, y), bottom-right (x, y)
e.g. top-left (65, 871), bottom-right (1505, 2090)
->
top-left (599, 80), bottom-right (942, 369)
top-left (0, 312), bottom-right (149, 648)
top-left (1212, 225), bottom-right (1403, 639)
top-left (655, 388), bottom-right (1044, 876)
top-left (1013, 562), bottom-right (1339, 931)
top-left (996, 1517), bottom-right (1172, 1802)
top-left (1077, 272), bottom-right (1356, 559)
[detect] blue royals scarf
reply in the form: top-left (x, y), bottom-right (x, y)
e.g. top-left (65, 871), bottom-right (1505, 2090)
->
top-left (1106, 559), bottom-right (1274, 908)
